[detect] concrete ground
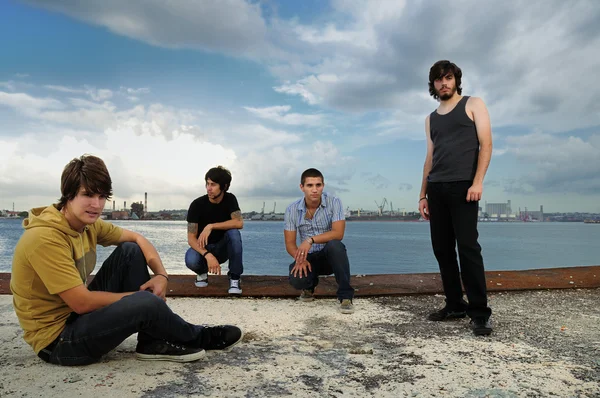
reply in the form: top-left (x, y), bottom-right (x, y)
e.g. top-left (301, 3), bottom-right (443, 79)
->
top-left (0, 288), bottom-right (599, 397)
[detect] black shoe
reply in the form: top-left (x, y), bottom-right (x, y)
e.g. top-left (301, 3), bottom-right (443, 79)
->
top-left (427, 307), bottom-right (467, 321)
top-left (135, 340), bottom-right (205, 362)
top-left (470, 317), bottom-right (493, 336)
top-left (202, 325), bottom-right (243, 351)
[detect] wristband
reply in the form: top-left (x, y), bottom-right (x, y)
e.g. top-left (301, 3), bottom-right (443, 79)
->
top-left (202, 251), bottom-right (211, 258)
top-left (155, 273), bottom-right (169, 281)
top-left (306, 237), bottom-right (314, 244)
top-left (419, 197), bottom-right (427, 202)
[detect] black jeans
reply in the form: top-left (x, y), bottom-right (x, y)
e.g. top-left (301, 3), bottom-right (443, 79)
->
top-left (42, 242), bottom-right (206, 366)
top-left (288, 240), bottom-right (354, 301)
top-left (427, 181), bottom-right (492, 319)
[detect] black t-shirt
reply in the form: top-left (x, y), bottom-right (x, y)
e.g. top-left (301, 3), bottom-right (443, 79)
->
top-left (186, 192), bottom-right (240, 244)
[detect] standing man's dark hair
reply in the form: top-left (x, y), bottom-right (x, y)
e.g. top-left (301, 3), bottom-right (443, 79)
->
top-left (58, 155), bottom-right (112, 210)
top-left (419, 60), bottom-right (493, 336)
top-left (428, 60), bottom-right (462, 100)
top-left (205, 166), bottom-right (232, 192)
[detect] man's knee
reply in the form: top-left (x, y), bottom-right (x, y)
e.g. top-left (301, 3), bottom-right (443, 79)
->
top-left (325, 240), bottom-right (346, 252)
top-left (225, 229), bottom-right (242, 244)
top-left (126, 291), bottom-right (165, 313)
top-left (185, 248), bottom-right (202, 267)
top-left (119, 242), bottom-right (143, 256)
top-left (289, 275), bottom-right (310, 290)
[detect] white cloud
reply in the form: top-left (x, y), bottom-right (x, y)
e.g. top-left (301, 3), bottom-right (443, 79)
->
top-left (0, 82), bottom-right (16, 91)
top-left (14, 73), bottom-right (30, 78)
top-left (0, 83), bottom-right (352, 210)
top-left (44, 84), bottom-right (113, 102)
top-left (23, 0), bottom-right (271, 58)
top-left (274, 77), bottom-right (323, 105)
top-left (0, 91), bottom-right (65, 118)
top-left (120, 87), bottom-right (151, 95)
top-left (243, 105), bottom-right (324, 126)
top-left (44, 85), bottom-right (83, 94)
top-left (501, 132), bottom-right (600, 194)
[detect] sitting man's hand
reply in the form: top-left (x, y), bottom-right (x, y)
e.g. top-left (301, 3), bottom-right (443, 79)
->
top-left (140, 275), bottom-right (168, 301)
top-left (206, 253), bottom-right (221, 275)
top-left (198, 224), bottom-right (213, 247)
top-left (291, 260), bottom-right (312, 278)
top-left (294, 239), bottom-right (312, 265)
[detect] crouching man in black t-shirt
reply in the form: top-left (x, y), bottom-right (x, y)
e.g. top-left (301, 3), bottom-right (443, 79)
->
top-left (185, 166), bottom-right (244, 294)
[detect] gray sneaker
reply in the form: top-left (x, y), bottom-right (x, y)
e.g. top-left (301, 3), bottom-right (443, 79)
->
top-left (299, 289), bottom-right (314, 302)
top-left (195, 273), bottom-right (208, 288)
top-left (228, 278), bottom-right (242, 295)
top-left (339, 299), bottom-right (354, 314)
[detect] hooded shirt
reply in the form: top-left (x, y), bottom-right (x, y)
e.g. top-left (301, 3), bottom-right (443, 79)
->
top-left (10, 205), bottom-right (122, 354)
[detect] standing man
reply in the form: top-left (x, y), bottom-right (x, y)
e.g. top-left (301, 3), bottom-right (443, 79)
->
top-left (186, 166), bottom-right (244, 294)
top-left (419, 60), bottom-right (493, 336)
top-left (10, 155), bottom-right (242, 365)
top-left (284, 168), bottom-right (355, 314)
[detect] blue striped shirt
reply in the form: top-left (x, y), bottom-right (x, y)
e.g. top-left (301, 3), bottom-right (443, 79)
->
top-left (284, 192), bottom-right (345, 253)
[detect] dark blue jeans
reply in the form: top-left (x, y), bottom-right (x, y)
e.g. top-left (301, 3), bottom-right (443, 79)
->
top-left (185, 229), bottom-right (244, 279)
top-left (43, 242), bottom-right (206, 366)
top-left (427, 181), bottom-right (492, 319)
top-left (288, 240), bottom-right (354, 301)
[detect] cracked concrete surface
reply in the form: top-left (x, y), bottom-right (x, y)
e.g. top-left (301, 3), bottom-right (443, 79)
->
top-left (0, 289), bottom-right (599, 397)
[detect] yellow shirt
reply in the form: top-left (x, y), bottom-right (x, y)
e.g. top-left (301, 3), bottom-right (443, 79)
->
top-left (10, 205), bottom-right (122, 354)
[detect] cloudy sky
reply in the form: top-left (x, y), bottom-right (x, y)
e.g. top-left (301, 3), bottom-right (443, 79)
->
top-left (1, 0), bottom-right (599, 214)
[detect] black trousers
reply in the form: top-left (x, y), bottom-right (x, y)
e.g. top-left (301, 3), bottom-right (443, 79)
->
top-left (427, 181), bottom-right (492, 319)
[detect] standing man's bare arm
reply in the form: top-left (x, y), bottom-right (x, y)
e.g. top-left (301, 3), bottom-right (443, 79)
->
top-left (419, 115), bottom-right (434, 220)
top-left (466, 97), bottom-right (493, 202)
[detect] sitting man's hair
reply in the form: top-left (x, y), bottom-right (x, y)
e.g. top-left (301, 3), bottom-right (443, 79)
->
top-left (300, 168), bottom-right (324, 185)
top-left (205, 166), bottom-right (232, 192)
top-left (58, 154), bottom-right (113, 209)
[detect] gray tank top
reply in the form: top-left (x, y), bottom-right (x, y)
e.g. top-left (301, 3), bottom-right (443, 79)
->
top-left (428, 96), bottom-right (479, 182)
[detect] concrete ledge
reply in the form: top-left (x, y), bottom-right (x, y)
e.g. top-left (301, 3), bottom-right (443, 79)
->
top-left (1, 265), bottom-right (598, 297)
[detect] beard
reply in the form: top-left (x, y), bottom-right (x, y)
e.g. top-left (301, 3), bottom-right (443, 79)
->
top-left (438, 86), bottom-right (457, 100)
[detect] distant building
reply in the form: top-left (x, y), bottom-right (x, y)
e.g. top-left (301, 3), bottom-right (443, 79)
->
top-left (111, 211), bottom-right (130, 220)
top-left (3, 211), bottom-right (21, 218)
top-left (519, 205), bottom-right (545, 221)
top-left (485, 200), bottom-right (512, 218)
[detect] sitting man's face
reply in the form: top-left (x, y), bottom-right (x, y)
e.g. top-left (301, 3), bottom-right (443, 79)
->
top-left (301, 177), bottom-right (324, 203)
top-left (66, 187), bottom-right (107, 229)
top-left (205, 178), bottom-right (223, 199)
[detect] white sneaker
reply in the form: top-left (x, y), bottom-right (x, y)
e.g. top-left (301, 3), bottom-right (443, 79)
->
top-left (195, 273), bottom-right (208, 288)
top-left (228, 278), bottom-right (242, 295)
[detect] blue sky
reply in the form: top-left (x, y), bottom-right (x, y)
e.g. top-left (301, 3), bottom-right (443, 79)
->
top-left (1, 0), bottom-right (600, 214)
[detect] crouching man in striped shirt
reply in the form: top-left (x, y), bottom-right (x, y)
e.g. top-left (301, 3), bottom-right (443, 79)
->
top-left (284, 168), bottom-right (355, 314)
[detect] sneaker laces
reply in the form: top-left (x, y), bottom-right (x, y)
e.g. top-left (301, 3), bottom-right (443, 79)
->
top-left (230, 280), bottom-right (240, 288)
top-left (165, 341), bottom-right (185, 351)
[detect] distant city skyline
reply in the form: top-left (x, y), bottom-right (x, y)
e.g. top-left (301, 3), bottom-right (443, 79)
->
top-left (1, 1), bottom-right (600, 214)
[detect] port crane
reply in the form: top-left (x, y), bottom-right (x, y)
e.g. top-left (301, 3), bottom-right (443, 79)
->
top-left (374, 198), bottom-right (388, 216)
